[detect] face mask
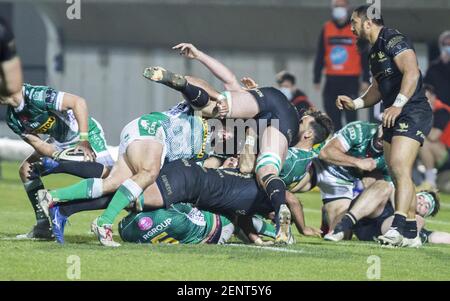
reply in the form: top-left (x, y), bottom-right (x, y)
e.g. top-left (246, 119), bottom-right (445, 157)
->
top-left (442, 46), bottom-right (450, 57)
top-left (332, 7), bottom-right (348, 20)
top-left (279, 87), bottom-right (293, 100)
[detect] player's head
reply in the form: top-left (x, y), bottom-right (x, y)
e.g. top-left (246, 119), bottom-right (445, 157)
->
top-left (416, 190), bottom-right (441, 218)
top-left (351, 4), bottom-right (384, 41)
top-left (370, 124), bottom-right (384, 153)
top-left (299, 110), bottom-right (334, 146)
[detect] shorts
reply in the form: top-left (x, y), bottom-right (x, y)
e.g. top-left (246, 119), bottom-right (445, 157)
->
top-left (353, 202), bottom-right (394, 242)
top-left (383, 100), bottom-right (432, 146)
top-left (118, 113), bottom-right (168, 168)
top-left (247, 87), bottom-right (301, 146)
top-left (49, 117), bottom-right (114, 167)
top-left (313, 159), bottom-right (355, 204)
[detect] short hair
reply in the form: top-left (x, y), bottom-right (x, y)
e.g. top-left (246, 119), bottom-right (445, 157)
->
top-left (276, 71), bottom-right (296, 85)
top-left (308, 111), bottom-right (334, 145)
top-left (439, 30), bottom-right (450, 47)
top-left (421, 190), bottom-right (441, 217)
top-left (353, 4), bottom-right (384, 26)
top-left (423, 84), bottom-right (436, 96)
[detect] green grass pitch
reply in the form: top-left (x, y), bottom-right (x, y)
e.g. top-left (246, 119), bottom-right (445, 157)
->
top-left (1, 161), bottom-right (450, 280)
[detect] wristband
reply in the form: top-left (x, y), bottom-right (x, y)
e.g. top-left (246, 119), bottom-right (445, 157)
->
top-left (245, 136), bottom-right (255, 147)
top-left (79, 132), bottom-right (89, 141)
top-left (393, 93), bottom-right (409, 108)
top-left (352, 98), bottom-right (365, 110)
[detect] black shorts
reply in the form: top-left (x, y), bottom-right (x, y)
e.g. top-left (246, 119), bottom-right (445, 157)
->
top-left (155, 159), bottom-right (274, 216)
top-left (383, 100), bottom-right (432, 146)
top-left (0, 18), bottom-right (16, 62)
top-left (248, 87), bottom-right (301, 146)
top-left (353, 202), bottom-right (394, 242)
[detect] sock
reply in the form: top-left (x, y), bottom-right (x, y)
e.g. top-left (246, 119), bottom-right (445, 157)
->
top-left (43, 160), bottom-right (104, 178)
top-left (263, 174), bottom-right (286, 216)
top-left (425, 169), bottom-right (437, 185)
top-left (23, 179), bottom-right (47, 221)
top-left (58, 195), bottom-right (113, 217)
top-left (403, 219), bottom-right (418, 239)
top-left (334, 212), bottom-right (357, 233)
top-left (181, 83), bottom-right (210, 108)
top-left (97, 179), bottom-right (143, 226)
top-left (50, 178), bottom-right (103, 201)
top-left (391, 212), bottom-right (407, 235)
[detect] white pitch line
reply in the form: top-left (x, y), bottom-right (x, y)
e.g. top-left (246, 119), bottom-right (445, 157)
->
top-left (226, 244), bottom-right (305, 254)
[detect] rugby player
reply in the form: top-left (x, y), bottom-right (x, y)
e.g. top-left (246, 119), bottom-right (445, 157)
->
top-left (144, 43), bottom-right (333, 243)
top-left (336, 5), bottom-right (432, 246)
top-left (0, 17), bottom-right (22, 97)
top-left (316, 121), bottom-right (391, 230)
top-left (39, 158), bottom-right (322, 246)
top-left (324, 190), bottom-right (449, 247)
top-left (1, 83), bottom-right (113, 239)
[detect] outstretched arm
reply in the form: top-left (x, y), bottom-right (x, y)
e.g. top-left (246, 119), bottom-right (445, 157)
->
top-left (285, 191), bottom-right (322, 237)
top-left (173, 43), bottom-right (242, 91)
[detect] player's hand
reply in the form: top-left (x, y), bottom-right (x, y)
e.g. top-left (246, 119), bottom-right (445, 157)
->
top-left (241, 77), bottom-right (258, 89)
top-left (216, 98), bottom-right (229, 119)
top-left (302, 226), bottom-right (323, 238)
top-left (336, 95), bottom-right (356, 111)
top-left (355, 158), bottom-right (377, 172)
top-left (254, 237), bottom-right (274, 246)
top-left (75, 140), bottom-right (96, 162)
top-left (172, 43), bottom-right (201, 59)
top-left (382, 106), bottom-right (402, 128)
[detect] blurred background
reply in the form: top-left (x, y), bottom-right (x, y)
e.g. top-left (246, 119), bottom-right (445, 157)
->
top-left (0, 0), bottom-right (449, 144)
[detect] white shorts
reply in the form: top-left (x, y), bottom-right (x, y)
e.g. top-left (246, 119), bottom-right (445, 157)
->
top-left (118, 117), bottom-right (167, 168)
top-left (313, 159), bottom-right (355, 203)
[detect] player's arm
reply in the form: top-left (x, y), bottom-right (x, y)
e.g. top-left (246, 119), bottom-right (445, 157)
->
top-left (285, 192), bottom-right (322, 237)
top-left (239, 127), bottom-right (257, 174)
top-left (318, 137), bottom-right (376, 172)
top-left (336, 79), bottom-right (382, 111)
top-left (428, 232), bottom-right (450, 244)
top-left (0, 57), bottom-right (23, 96)
top-left (173, 43), bottom-right (242, 92)
top-left (22, 134), bottom-right (57, 157)
top-left (236, 216), bottom-right (272, 245)
top-left (60, 93), bottom-right (95, 162)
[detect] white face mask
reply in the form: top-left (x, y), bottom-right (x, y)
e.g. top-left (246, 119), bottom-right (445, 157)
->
top-left (332, 7), bottom-right (348, 21)
top-left (442, 46), bottom-right (450, 57)
top-left (279, 87), bottom-right (293, 100)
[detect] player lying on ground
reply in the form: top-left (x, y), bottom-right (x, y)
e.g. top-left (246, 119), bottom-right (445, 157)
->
top-left (314, 121), bottom-right (391, 231)
top-left (338, 5), bottom-right (433, 247)
top-left (39, 158), bottom-right (322, 246)
top-left (324, 190), bottom-right (448, 246)
top-left (0, 83), bottom-right (113, 240)
top-left (144, 44), bottom-right (333, 243)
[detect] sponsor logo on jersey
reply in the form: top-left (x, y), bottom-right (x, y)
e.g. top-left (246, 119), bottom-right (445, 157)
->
top-left (160, 174), bottom-right (173, 196)
top-left (187, 208), bottom-right (206, 227)
top-left (142, 218), bottom-right (172, 240)
top-left (396, 122), bottom-right (409, 133)
top-left (137, 216), bottom-right (153, 231)
top-left (34, 116), bottom-right (56, 134)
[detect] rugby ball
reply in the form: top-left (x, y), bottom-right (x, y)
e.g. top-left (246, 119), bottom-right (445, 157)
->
top-left (57, 147), bottom-right (86, 162)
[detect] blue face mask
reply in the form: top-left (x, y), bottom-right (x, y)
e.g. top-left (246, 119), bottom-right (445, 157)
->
top-left (443, 46), bottom-right (450, 56)
top-left (332, 7), bottom-right (348, 20)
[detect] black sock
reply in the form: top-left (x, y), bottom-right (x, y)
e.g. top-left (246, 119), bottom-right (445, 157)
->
top-left (391, 213), bottom-right (407, 235)
top-left (263, 175), bottom-right (286, 216)
top-left (23, 178), bottom-right (48, 222)
top-left (181, 83), bottom-right (210, 108)
top-left (334, 212), bottom-right (357, 233)
top-left (58, 195), bottom-right (113, 217)
top-left (43, 161), bottom-right (104, 178)
top-left (403, 220), bottom-right (418, 239)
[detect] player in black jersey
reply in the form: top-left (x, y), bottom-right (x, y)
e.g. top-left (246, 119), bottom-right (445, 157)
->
top-left (335, 5), bottom-right (433, 247)
top-left (0, 17), bottom-right (22, 97)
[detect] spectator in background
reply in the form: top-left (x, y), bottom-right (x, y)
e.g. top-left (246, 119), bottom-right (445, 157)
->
top-left (425, 31), bottom-right (450, 106)
top-left (0, 16), bottom-right (22, 98)
top-left (313, 0), bottom-right (370, 130)
top-left (276, 71), bottom-right (312, 114)
top-left (418, 84), bottom-right (450, 190)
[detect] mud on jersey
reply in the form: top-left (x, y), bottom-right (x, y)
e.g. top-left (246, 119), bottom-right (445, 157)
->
top-left (118, 203), bottom-right (228, 244)
top-left (6, 84), bottom-right (79, 143)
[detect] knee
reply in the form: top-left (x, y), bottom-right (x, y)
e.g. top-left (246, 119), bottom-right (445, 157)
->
top-left (374, 180), bottom-right (393, 200)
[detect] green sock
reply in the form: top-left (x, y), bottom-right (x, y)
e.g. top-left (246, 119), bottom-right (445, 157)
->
top-left (24, 179), bottom-right (48, 221)
top-left (50, 178), bottom-right (102, 202)
top-left (97, 185), bottom-right (137, 226)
